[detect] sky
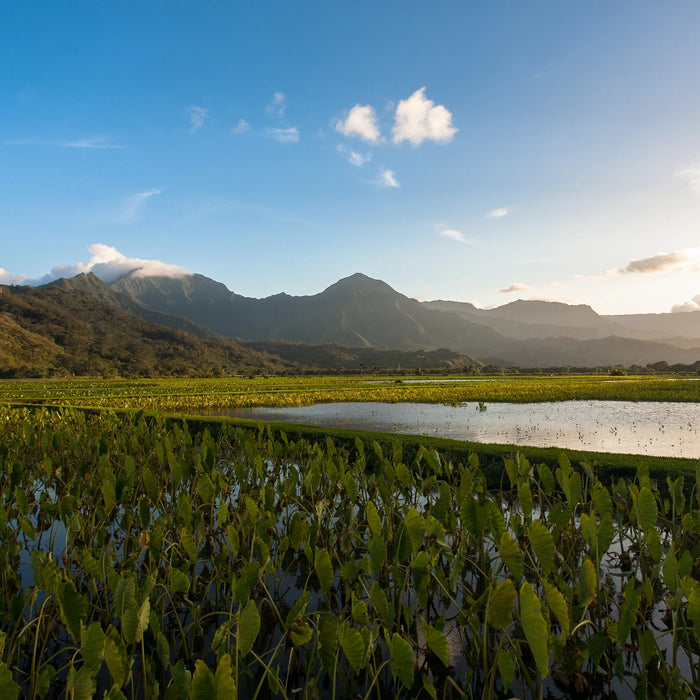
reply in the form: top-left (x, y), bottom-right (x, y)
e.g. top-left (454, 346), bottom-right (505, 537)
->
top-left (2, 1), bottom-right (700, 315)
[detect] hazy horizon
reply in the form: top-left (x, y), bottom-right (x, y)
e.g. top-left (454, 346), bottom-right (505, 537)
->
top-left (2, 2), bottom-right (700, 315)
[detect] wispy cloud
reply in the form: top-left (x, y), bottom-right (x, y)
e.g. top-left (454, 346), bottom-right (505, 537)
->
top-left (337, 144), bottom-right (371, 166)
top-left (618, 250), bottom-right (699, 275)
top-left (677, 165), bottom-right (700, 196)
top-left (392, 87), bottom-right (456, 146)
top-left (266, 92), bottom-right (286, 119)
top-left (486, 207), bottom-right (510, 219)
top-left (371, 168), bottom-right (399, 189)
top-left (62, 136), bottom-right (123, 149)
top-left (439, 229), bottom-right (467, 243)
top-left (265, 127), bottom-right (299, 143)
top-left (231, 119), bottom-right (251, 134)
top-left (500, 282), bottom-right (533, 293)
top-left (187, 106), bottom-right (208, 133)
top-left (335, 104), bottom-right (381, 143)
top-left (120, 188), bottom-right (163, 222)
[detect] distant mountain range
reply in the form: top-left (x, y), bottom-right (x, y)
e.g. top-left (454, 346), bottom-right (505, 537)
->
top-left (110, 271), bottom-right (700, 368)
top-left (2, 270), bottom-right (699, 377)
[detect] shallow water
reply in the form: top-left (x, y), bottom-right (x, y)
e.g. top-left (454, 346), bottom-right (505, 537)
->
top-left (225, 400), bottom-right (700, 458)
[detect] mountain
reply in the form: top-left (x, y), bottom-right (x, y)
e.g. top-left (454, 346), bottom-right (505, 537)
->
top-left (110, 272), bottom-right (700, 367)
top-left (0, 277), bottom-right (295, 377)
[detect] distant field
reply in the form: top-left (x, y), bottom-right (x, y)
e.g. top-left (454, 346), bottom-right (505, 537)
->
top-left (1, 374), bottom-right (699, 412)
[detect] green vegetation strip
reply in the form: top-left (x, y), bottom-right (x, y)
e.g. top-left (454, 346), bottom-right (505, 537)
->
top-left (1, 406), bottom-right (700, 698)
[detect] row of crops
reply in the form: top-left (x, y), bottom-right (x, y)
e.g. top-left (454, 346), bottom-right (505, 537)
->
top-left (1, 406), bottom-right (700, 698)
top-left (2, 374), bottom-right (700, 412)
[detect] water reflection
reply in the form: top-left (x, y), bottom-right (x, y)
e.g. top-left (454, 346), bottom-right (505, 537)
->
top-left (224, 400), bottom-right (700, 458)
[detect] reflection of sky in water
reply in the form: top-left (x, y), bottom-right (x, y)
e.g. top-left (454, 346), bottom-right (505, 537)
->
top-left (227, 401), bottom-right (700, 458)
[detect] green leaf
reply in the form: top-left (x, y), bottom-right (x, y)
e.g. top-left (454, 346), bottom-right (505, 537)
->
top-left (315, 548), bottom-right (333, 595)
top-left (518, 481), bottom-right (533, 522)
top-left (180, 526), bottom-right (198, 561)
top-left (57, 580), bottom-right (88, 642)
top-left (389, 633), bottom-right (414, 687)
top-left (104, 626), bottom-right (130, 688)
top-left (579, 557), bottom-right (597, 608)
top-left (544, 581), bottom-right (570, 636)
top-left (351, 595), bottom-right (369, 625)
top-left (237, 599), bottom-right (260, 656)
top-left (290, 620), bottom-right (314, 647)
top-left (0, 662), bottom-right (19, 700)
top-left (497, 647), bottom-right (515, 690)
top-left (67, 664), bottom-right (96, 700)
top-left (617, 581), bottom-right (642, 645)
top-left (529, 520), bottom-right (555, 575)
top-left (197, 474), bottom-right (216, 503)
top-left (339, 623), bottom-right (366, 673)
top-left (488, 579), bottom-right (516, 629)
top-left (404, 508), bottom-right (424, 553)
top-left (171, 660), bottom-right (191, 699)
top-left (191, 660), bottom-right (216, 700)
top-left (169, 566), bottom-right (189, 594)
top-left (498, 532), bottom-right (523, 581)
top-left (318, 613), bottom-right (338, 672)
top-left (80, 622), bottom-right (105, 672)
top-left (369, 534), bottom-right (386, 574)
top-left (369, 581), bottom-right (392, 628)
top-left (214, 653), bottom-right (237, 697)
top-left (637, 487), bottom-right (658, 533)
top-left (366, 501), bottom-right (382, 537)
top-left (519, 582), bottom-right (550, 678)
top-left (422, 620), bottom-right (449, 667)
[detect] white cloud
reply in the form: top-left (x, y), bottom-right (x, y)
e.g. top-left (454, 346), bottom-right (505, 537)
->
top-left (618, 250), bottom-right (699, 275)
top-left (439, 229), bottom-right (467, 243)
top-left (372, 169), bottom-right (399, 189)
top-left (231, 119), bottom-right (251, 134)
top-left (33, 244), bottom-right (190, 285)
top-left (266, 92), bottom-right (286, 118)
top-left (500, 282), bottom-right (533, 293)
top-left (677, 166), bottom-right (700, 196)
top-left (187, 106), bottom-right (208, 133)
top-left (120, 188), bottom-right (163, 221)
top-left (671, 294), bottom-right (700, 313)
top-left (335, 104), bottom-right (381, 143)
top-left (62, 136), bottom-right (122, 149)
top-left (392, 87), bottom-right (457, 146)
top-left (337, 144), bottom-right (371, 166)
top-left (486, 207), bottom-right (510, 219)
top-left (0, 267), bottom-right (28, 284)
top-left (265, 127), bottom-right (299, 143)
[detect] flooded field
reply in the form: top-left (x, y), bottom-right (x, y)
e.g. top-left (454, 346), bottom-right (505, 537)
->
top-left (226, 400), bottom-right (700, 458)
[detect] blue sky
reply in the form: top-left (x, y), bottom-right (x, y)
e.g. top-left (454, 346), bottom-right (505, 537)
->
top-left (2, 1), bottom-right (700, 314)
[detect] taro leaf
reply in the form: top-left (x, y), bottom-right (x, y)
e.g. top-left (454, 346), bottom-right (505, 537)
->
top-left (597, 513), bottom-right (614, 563)
top-left (226, 525), bottom-right (239, 557)
top-left (290, 620), bottom-right (314, 647)
top-left (498, 532), bottom-right (523, 581)
top-left (637, 487), bottom-right (658, 533)
top-left (369, 534), bottom-right (386, 575)
top-left (497, 646), bottom-right (515, 690)
top-left (537, 464), bottom-right (554, 494)
top-left (404, 508), bottom-right (424, 553)
top-left (237, 599), bottom-right (260, 656)
top-left (388, 633), bottom-right (414, 688)
top-left (156, 632), bottom-right (170, 668)
top-left (180, 527), bottom-right (198, 561)
top-left (351, 595), bottom-right (369, 625)
top-left (169, 566), bottom-right (189, 594)
top-left (488, 579), bottom-right (517, 629)
top-left (544, 580), bottom-right (570, 636)
top-left (318, 613), bottom-right (339, 672)
top-left (529, 520), bottom-right (555, 575)
top-left (123, 598), bottom-right (150, 645)
top-left (638, 629), bottom-right (657, 667)
top-left (57, 580), bottom-right (88, 642)
top-left (422, 673), bottom-right (438, 700)
top-left (0, 662), bottom-right (19, 700)
top-left (646, 528), bottom-right (663, 563)
top-left (67, 664), bottom-right (96, 700)
top-left (197, 474), bottom-right (216, 504)
top-left (191, 660), bottom-right (216, 700)
top-left (617, 581), bottom-right (642, 646)
top-left (579, 557), bottom-right (597, 609)
top-left (422, 620), bottom-right (450, 667)
top-left (102, 685), bottom-right (128, 700)
top-left (369, 581), bottom-right (392, 628)
top-left (214, 653), bottom-right (236, 697)
top-left (314, 548), bottom-right (333, 595)
top-left (339, 623), bottom-right (366, 673)
top-left (285, 590), bottom-right (310, 629)
top-left (171, 659), bottom-right (192, 699)
top-left (36, 665), bottom-right (57, 698)
top-left (663, 549), bottom-right (678, 590)
top-left (80, 622), bottom-right (105, 672)
top-left (343, 473), bottom-right (358, 502)
top-left (101, 476), bottom-right (116, 512)
top-left (519, 582), bottom-right (550, 678)
top-left (518, 481), bottom-right (533, 522)
top-left (587, 630), bottom-right (608, 667)
top-left (591, 481), bottom-right (612, 519)
top-left (104, 626), bottom-right (131, 688)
